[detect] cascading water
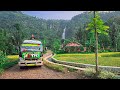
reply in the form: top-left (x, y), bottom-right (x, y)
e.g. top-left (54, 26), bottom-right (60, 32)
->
top-left (62, 27), bottom-right (66, 40)
top-left (60, 27), bottom-right (66, 49)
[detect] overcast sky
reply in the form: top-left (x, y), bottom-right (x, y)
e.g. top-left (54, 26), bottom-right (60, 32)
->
top-left (22, 11), bottom-right (85, 20)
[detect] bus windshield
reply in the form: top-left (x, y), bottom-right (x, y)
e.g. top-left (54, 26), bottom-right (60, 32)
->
top-left (21, 43), bottom-right (43, 52)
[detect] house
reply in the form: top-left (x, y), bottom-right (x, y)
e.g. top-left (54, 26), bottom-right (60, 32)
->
top-left (64, 42), bottom-right (86, 53)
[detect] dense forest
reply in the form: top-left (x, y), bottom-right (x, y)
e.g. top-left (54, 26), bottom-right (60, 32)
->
top-left (0, 11), bottom-right (120, 55)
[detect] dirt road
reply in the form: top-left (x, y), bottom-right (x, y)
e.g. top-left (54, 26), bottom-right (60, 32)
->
top-left (0, 50), bottom-right (84, 79)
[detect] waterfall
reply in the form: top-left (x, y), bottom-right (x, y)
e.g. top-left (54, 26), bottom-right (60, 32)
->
top-left (62, 27), bottom-right (66, 39)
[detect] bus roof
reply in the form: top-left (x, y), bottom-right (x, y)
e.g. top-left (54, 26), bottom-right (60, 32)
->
top-left (23, 40), bottom-right (42, 44)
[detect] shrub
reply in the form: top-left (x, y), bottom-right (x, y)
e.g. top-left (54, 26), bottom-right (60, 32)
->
top-left (83, 68), bottom-right (96, 78)
top-left (98, 70), bottom-right (117, 79)
top-left (0, 68), bottom-right (4, 74)
top-left (80, 46), bottom-right (84, 51)
top-left (67, 67), bottom-right (77, 72)
top-left (0, 52), bottom-right (18, 74)
top-left (56, 50), bottom-right (66, 54)
top-left (43, 59), bottom-right (65, 72)
top-left (83, 68), bottom-right (118, 79)
top-left (2, 60), bottom-right (18, 69)
top-left (0, 51), bottom-right (6, 68)
top-left (101, 53), bottom-right (120, 57)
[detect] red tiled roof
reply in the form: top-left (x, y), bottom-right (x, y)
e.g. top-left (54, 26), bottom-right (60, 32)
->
top-left (66, 42), bottom-right (81, 47)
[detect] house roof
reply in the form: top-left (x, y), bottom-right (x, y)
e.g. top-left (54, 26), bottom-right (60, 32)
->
top-left (65, 42), bottom-right (82, 47)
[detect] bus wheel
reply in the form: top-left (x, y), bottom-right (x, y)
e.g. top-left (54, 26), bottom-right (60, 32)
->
top-left (20, 66), bottom-right (25, 69)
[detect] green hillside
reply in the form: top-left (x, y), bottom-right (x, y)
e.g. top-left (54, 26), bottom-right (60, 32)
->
top-left (0, 11), bottom-right (120, 55)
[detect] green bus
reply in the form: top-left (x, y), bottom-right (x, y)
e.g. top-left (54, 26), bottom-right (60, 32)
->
top-left (18, 39), bottom-right (43, 69)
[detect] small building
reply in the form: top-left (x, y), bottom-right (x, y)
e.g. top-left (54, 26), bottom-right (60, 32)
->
top-left (64, 42), bottom-right (86, 53)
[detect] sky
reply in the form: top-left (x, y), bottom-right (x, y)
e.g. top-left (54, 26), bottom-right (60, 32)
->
top-left (22, 11), bottom-right (85, 20)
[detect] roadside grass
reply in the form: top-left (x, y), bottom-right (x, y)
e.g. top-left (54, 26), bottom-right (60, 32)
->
top-left (54, 52), bottom-right (120, 67)
top-left (83, 67), bottom-right (119, 79)
top-left (7, 55), bottom-right (19, 61)
top-left (4, 55), bottom-right (19, 69)
top-left (0, 55), bottom-right (19, 74)
top-left (43, 58), bottom-right (78, 73)
top-left (43, 58), bottom-right (65, 72)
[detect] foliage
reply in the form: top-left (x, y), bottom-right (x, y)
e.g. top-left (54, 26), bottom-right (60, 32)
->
top-left (83, 68), bottom-right (118, 79)
top-left (52, 39), bottom-right (61, 53)
top-left (0, 51), bottom-right (6, 68)
top-left (101, 53), bottom-right (120, 57)
top-left (0, 28), bottom-right (7, 54)
top-left (79, 46), bottom-right (84, 51)
top-left (0, 54), bottom-right (18, 74)
top-left (86, 11), bottom-right (109, 73)
top-left (86, 12), bottom-right (109, 51)
top-left (97, 70), bottom-right (117, 79)
top-left (12, 23), bottom-right (24, 53)
top-left (83, 68), bottom-right (96, 78)
top-left (2, 60), bottom-right (18, 69)
top-left (67, 67), bottom-right (77, 72)
top-left (56, 49), bottom-right (66, 54)
top-left (107, 17), bottom-right (120, 51)
top-left (7, 55), bottom-right (19, 61)
top-left (43, 59), bottom-right (65, 72)
top-left (0, 68), bottom-right (4, 74)
top-left (86, 12), bottom-right (109, 35)
top-left (0, 11), bottom-right (120, 55)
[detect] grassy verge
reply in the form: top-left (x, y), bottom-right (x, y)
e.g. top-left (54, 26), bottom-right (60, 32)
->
top-left (54, 52), bottom-right (120, 67)
top-left (83, 68), bottom-right (119, 79)
top-left (43, 58), bottom-right (77, 73)
top-left (0, 55), bottom-right (19, 74)
top-left (43, 58), bottom-right (65, 72)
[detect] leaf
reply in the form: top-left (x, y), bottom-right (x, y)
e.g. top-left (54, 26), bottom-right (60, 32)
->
top-left (86, 27), bottom-right (89, 30)
top-left (97, 29), bottom-right (102, 33)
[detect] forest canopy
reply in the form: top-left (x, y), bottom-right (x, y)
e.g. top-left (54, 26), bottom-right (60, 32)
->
top-left (0, 11), bottom-right (120, 55)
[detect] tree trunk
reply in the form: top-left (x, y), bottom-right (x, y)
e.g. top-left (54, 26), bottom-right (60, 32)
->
top-left (94, 11), bottom-right (99, 74)
top-left (116, 43), bottom-right (117, 52)
top-left (102, 43), bottom-right (105, 51)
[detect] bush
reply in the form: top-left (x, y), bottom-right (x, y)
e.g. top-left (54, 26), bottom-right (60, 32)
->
top-left (67, 67), bottom-right (77, 72)
top-left (0, 68), bottom-right (4, 74)
top-left (83, 68), bottom-right (96, 78)
top-left (83, 68), bottom-right (118, 79)
top-left (2, 60), bottom-right (18, 69)
top-left (56, 50), bottom-right (66, 54)
top-left (43, 59), bottom-right (65, 72)
top-left (0, 52), bottom-right (18, 74)
top-left (101, 53), bottom-right (120, 57)
top-left (0, 51), bottom-right (6, 68)
top-left (80, 46), bottom-right (84, 51)
top-left (98, 70), bottom-right (117, 79)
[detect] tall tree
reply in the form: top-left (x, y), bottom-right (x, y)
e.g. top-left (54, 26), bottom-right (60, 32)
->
top-left (0, 28), bottom-right (7, 54)
top-left (86, 11), bottom-right (109, 74)
top-left (12, 23), bottom-right (24, 53)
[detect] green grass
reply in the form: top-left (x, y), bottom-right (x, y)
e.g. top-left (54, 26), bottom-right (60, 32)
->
top-left (7, 55), bottom-right (19, 61)
top-left (43, 58), bottom-right (77, 73)
top-left (0, 55), bottom-right (19, 74)
top-left (83, 68), bottom-right (118, 79)
top-left (4, 55), bottom-right (19, 69)
top-left (43, 59), bottom-right (65, 72)
top-left (54, 52), bottom-right (120, 67)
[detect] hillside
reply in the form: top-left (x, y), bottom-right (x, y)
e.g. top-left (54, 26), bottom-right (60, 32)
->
top-left (0, 11), bottom-right (120, 54)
